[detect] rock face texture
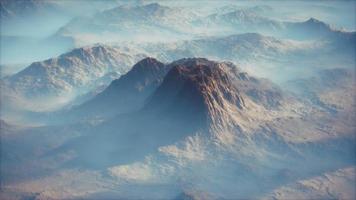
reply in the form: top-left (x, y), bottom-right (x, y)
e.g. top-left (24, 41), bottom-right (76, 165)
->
top-left (145, 58), bottom-right (247, 131)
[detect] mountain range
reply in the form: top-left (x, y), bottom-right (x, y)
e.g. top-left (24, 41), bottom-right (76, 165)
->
top-left (3, 30), bottom-right (354, 116)
top-left (55, 3), bottom-right (197, 44)
top-left (1, 57), bottom-right (354, 199)
top-left (1, 1), bottom-right (355, 199)
top-left (53, 57), bottom-right (285, 125)
top-left (53, 2), bottom-right (355, 45)
top-left (43, 57), bottom-right (288, 167)
top-left (135, 32), bottom-right (355, 82)
top-left (1, 45), bottom-right (145, 112)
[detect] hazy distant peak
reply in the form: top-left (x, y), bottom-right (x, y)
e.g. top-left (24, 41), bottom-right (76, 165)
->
top-left (129, 57), bottom-right (165, 74)
top-left (301, 17), bottom-right (331, 30)
top-left (216, 4), bottom-right (273, 15)
top-left (143, 2), bottom-right (165, 10)
top-left (106, 2), bottom-right (169, 16)
top-left (306, 17), bottom-right (324, 24)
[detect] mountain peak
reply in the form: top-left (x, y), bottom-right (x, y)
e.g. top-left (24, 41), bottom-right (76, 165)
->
top-left (68, 57), bottom-right (169, 120)
top-left (145, 59), bottom-right (245, 129)
top-left (136, 56), bottom-right (162, 65)
top-left (140, 2), bottom-right (170, 15)
top-left (128, 57), bottom-right (165, 75)
top-left (303, 17), bottom-right (330, 29)
top-left (112, 57), bottom-right (167, 91)
top-left (144, 2), bottom-right (161, 9)
top-left (169, 61), bottom-right (245, 109)
top-left (306, 17), bottom-right (320, 23)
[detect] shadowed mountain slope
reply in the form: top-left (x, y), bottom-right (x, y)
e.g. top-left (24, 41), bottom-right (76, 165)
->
top-left (52, 58), bottom-right (287, 168)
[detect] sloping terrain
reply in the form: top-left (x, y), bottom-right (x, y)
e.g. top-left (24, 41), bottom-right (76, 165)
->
top-left (1, 58), bottom-right (354, 199)
top-left (63, 57), bottom-right (171, 121)
top-left (1, 45), bottom-right (145, 112)
top-left (1, 1), bottom-right (355, 199)
top-left (264, 167), bottom-right (356, 200)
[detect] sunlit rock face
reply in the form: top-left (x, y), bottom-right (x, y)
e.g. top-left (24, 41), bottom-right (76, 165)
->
top-left (146, 59), bottom-right (245, 126)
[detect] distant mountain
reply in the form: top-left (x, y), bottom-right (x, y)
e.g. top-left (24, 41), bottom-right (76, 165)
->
top-left (215, 5), bottom-right (273, 15)
top-left (145, 33), bottom-right (300, 60)
top-left (53, 2), bottom-right (355, 46)
top-left (195, 7), bottom-right (353, 40)
top-left (56, 3), bottom-right (197, 43)
top-left (138, 31), bottom-right (354, 83)
top-left (94, 2), bottom-right (194, 28)
top-left (56, 3), bottom-right (283, 43)
top-left (0, 0), bottom-right (62, 20)
top-left (283, 18), bottom-right (352, 40)
top-left (194, 9), bottom-right (283, 34)
top-left (2, 45), bottom-right (146, 111)
top-left (0, 0), bottom-right (120, 21)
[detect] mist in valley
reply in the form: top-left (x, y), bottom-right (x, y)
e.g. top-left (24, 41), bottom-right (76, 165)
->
top-left (0, 1), bottom-right (355, 199)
